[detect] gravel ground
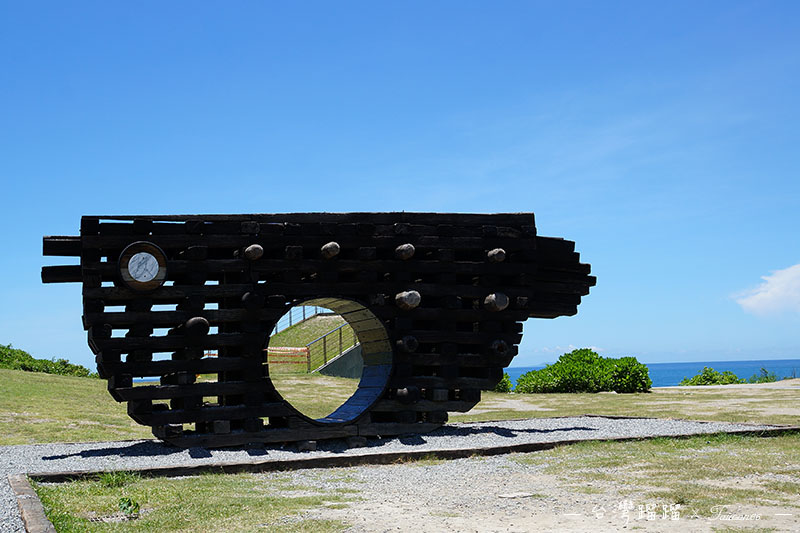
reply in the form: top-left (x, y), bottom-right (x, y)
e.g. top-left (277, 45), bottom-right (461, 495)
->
top-left (0, 416), bottom-right (786, 532)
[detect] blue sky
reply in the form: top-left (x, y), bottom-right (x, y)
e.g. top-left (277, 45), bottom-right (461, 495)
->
top-left (1, 1), bottom-right (798, 368)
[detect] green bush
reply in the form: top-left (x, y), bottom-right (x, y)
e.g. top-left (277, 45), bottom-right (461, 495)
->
top-left (747, 367), bottom-right (778, 384)
top-left (0, 343), bottom-right (97, 378)
top-left (515, 348), bottom-right (651, 394)
top-left (493, 373), bottom-right (513, 393)
top-left (679, 367), bottom-right (744, 386)
top-left (608, 356), bottom-right (653, 393)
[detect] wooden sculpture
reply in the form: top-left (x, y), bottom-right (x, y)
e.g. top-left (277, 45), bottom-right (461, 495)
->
top-left (42, 213), bottom-right (594, 448)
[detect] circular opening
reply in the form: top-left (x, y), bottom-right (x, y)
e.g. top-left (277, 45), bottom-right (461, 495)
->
top-left (266, 298), bottom-right (392, 423)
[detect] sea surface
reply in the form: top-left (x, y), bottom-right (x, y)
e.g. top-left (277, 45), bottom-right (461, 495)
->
top-left (134, 358), bottom-right (800, 386)
top-left (505, 358), bottom-right (800, 388)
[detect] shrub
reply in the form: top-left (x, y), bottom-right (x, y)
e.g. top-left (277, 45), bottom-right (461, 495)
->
top-left (0, 343), bottom-right (97, 378)
top-left (679, 367), bottom-right (744, 386)
top-left (493, 373), bottom-right (513, 393)
top-left (515, 348), bottom-right (651, 394)
top-left (747, 367), bottom-right (778, 384)
top-left (608, 356), bottom-right (653, 393)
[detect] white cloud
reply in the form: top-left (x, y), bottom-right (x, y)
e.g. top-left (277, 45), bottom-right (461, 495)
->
top-left (735, 264), bottom-right (800, 315)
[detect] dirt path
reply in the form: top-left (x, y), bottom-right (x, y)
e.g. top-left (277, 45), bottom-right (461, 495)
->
top-left (287, 454), bottom-right (800, 532)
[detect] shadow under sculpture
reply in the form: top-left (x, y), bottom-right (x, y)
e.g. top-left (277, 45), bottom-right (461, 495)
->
top-left (42, 212), bottom-right (595, 448)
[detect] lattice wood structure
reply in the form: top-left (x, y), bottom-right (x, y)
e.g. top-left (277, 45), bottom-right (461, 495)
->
top-left (42, 213), bottom-right (595, 448)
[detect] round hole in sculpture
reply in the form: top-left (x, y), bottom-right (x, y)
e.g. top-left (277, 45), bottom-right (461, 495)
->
top-left (266, 298), bottom-right (391, 423)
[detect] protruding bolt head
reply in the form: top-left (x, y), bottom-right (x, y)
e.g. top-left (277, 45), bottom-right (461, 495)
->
top-left (397, 335), bottom-right (419, 353)
top-left (244, 244), bottom-right (264, 261)
top-left (320, 241), bottom-right (341, 259)
top-left (395, 243), bottom-right (416, 260)
top-left (484, 292), bottom-right (509, 312)
top-left (488, 248), bottom-right (506, 262)
top-left (184, 316), bottom-right (210, 337)
top-left (395, 290), bottom-right (421, 310)
top-left (241, 291), bottom-right (265, 311)
top-left (490, 339), bottom-right (509, 356)
top-left (396, 386), bottom-right (421, 404)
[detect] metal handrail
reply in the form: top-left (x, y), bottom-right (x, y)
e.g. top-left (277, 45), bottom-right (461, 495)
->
top-left (306, 322), bottom-right (359, 371)
top-left (270, 305), bottom-right (322, 336)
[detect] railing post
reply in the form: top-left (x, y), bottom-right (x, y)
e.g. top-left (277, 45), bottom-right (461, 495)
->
top-left (288, 311), bottom-right (292, 328)
top-left (306, 346), bottom-right (311, 373)
top-left (302, 306), bottom-right (306, 320)
top-left (339, 327), bottom-right (343, 356)
top-left (323, 336), bottom-right (327, 364)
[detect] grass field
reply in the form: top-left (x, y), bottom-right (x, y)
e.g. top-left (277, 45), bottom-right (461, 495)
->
top-left (34, 471), bottom-right (354, 533)
top-left (3, 369), bottom-right (799, 445)
top-left (0, 369), bottom-right (151, 445)
top-left (4, 368), bottom-right (798, 531)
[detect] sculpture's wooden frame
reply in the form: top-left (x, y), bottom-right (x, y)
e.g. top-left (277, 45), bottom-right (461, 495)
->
top-left (43, 213), bottom-right (594, 448)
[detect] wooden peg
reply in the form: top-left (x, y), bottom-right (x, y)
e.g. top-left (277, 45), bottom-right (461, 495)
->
top-left (396, 335), bottom-right (419, 353)
top-left (395, 290), bottom-right (421, 310)
top-left (184, 316), bottom-right (210, 337)
top-left (396, 386), bottom-right (421, 404)
top-left (484, 292), bottom-right (509, 312)
top-left (320, 241), bottom-right (340, 259)
top-left (490, 339), bottom-right (509, 356)
top-left (241, 291), bottom-right (264, 311)
top-left (395, 243), bottom-right (415, 260)
top-left (487, 248), bottom-right (506, 262)
top-left (244, 244), bottom-right (264, 260)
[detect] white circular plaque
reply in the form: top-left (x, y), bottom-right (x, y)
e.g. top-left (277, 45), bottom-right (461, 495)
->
top-left (128, 252), bottom-right (160, 282)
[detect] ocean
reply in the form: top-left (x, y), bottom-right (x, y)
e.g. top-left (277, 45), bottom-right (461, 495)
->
top-left (505, 358), bottom-right (800, 388)
top-left (134, 358), bottom-right (800, 387)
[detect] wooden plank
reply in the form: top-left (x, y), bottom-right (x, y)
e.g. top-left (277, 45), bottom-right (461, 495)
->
top-left (80, 234), bottom-right (535, 253)
top-left (91, 333), bottom-right (260, 353)
top-left (410, 331), bottom-right (523, 345)
top-left (145, 403), bottom-right (294, 425)
top-left (371, 399), bottom-right (476, 412)
top-left (399, 353), bottom-right (516, 368)
top-left (41, 265), bottom-right (82, 283)
top-left (112, 380), bottom-right (264, 401)
top-left (87, 212), bottom-right (536, 227)
top-left (389, 375), bottom-right (496, 390)
top-left (99, 356), bottom-right (259, 377)
top-left (83, 308), bottom-right (279, 328)
top-left (42, 236), bottom-right (82, 256)
top-left (82, 281), bottom-right (547, 305)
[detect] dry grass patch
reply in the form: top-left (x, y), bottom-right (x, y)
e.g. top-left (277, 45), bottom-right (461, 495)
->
top-left (511, 433), bottom-right (800, 517)
top-left (455, 385), bottom-right (800, 426)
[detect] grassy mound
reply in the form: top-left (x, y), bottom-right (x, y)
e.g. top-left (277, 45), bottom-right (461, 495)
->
top-left (0, 343), bottom-right (97, 378)
top-left (268, 314), bottom-right (347, 347)
top-left (0, 368), bottom-right (151, 445)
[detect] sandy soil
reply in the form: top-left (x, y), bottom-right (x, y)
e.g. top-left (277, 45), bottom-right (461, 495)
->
top-left (291, 456), bottom-right (800, 533)
top-left (291, 380), bottom-right (800, 532)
